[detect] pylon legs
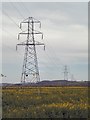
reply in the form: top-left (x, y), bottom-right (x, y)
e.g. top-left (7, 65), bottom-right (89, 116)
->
top-left (21, 45), bottom-right (40, 83)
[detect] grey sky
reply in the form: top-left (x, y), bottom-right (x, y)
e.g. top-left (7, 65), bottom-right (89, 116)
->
top-left (1, 2), bottom-right (88, 83)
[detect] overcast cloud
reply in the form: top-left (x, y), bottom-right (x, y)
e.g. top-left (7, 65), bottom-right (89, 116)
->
top-left (1, 2), bottom-right (88, 83)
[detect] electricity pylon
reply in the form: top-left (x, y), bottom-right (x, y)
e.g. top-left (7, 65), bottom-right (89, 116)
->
top-left (16, 17), bottom-right (45, 83)
top-left (64, 65), bottom-right (68, 80)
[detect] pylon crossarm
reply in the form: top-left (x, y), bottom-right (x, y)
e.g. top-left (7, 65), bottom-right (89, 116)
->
top-left (17, 43), bottom-right (44, 46)
top-left (33, 32), bottom-right (43, 39)
top-left (19, 17), bottom-right (41, 29)
top-left (33, 21), bottom-right (41, 27)
top-left (18, 32), bottom-right (43, 40)
top-left (18, 33), bottom-right (30, 40)
top-left (20, 20), bottom-right (40, 24)
top-left (19, 32), bottom-right (29, 35)
top-left (34, 31), bottom-right (42, 34)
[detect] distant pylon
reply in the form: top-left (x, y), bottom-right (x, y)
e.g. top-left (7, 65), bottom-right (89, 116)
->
top-left (64, 65), bottom-right (68, 80)
top-left (16, 17), bottom-right (45, 83)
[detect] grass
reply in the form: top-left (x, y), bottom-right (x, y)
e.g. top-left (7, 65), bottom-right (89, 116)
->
top-left (2, 86), bottom-right (89, 118)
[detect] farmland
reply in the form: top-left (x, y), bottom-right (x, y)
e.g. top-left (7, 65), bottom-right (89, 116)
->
top-left (2, 86), bottom-right (89, 118)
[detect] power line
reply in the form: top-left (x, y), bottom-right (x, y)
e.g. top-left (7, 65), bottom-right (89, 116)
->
top-left (3, 3), bottom-right (70, 81)
top-left (3, 11), bottom-right (20, 29)
top-left (3, 31), bottom-right (71, 81)
top-left (3, 3), bottom-right (63, 69)
top-left (43, 38), bottom-right (64, 66)
top-left (3, 27), bottom-right (57, 79)
top-left (21, 2), bottom-right (31, 14)
top-left (10, 2), bottom-right (25, 19)
top-left (18, 2), bottom-right (31, 17)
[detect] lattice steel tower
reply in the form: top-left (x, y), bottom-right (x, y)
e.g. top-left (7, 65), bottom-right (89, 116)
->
top-left (16, 17), bottom-right (45, 83)
top-left (64, 65), bottom-right (68, 80)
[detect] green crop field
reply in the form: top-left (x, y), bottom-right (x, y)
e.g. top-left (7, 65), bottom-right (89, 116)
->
top-left (2, 86), bottom-right (89, 118)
